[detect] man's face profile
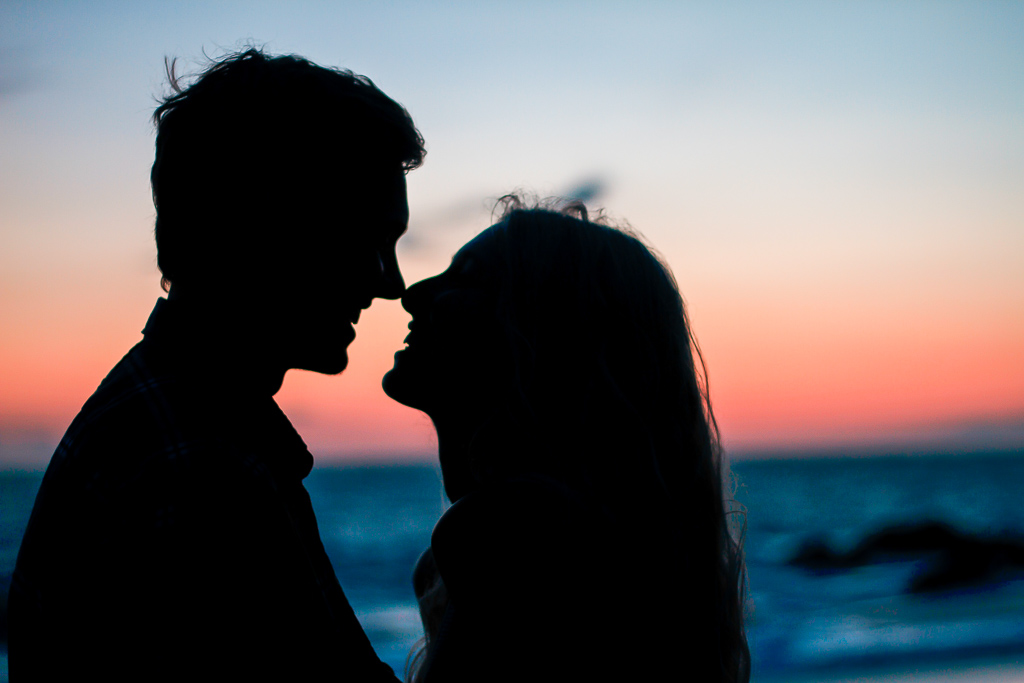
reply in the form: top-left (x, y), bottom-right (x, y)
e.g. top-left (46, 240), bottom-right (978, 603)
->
top-left (262, 166), bottom-right (409, 376)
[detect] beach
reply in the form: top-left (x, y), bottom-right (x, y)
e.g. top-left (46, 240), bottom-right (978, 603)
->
top-left (801, 660), bottom-right (1024, 683)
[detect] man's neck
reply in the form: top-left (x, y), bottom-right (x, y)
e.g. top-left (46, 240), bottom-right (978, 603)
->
top-left (156, 294), bottom-right (288, 397)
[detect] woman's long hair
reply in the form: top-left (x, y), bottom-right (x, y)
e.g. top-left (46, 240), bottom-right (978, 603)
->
top-left (410, 197), bottom-right (749, 682)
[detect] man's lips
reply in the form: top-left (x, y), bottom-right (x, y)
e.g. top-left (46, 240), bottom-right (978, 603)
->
top-left (346, 302), bottom-right (373, 325)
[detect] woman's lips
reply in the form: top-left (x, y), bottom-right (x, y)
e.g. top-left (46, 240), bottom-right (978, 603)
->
top-left (403, 321), bottom-right (422, 347)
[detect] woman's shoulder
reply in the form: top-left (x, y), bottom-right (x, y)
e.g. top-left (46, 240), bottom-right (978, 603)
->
top-left (435, 474), bottom-right (600, 544)
top-left (431, 474), bottom-right (642, 599)
top-left (426, 474), bottom-right (686, 679)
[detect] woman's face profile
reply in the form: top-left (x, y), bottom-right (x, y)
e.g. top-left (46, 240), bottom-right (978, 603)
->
top-left (383, 224), bottom-right (505, 417)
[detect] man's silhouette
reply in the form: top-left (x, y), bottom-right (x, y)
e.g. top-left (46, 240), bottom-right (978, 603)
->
top-left (9, 49), bottom-right (424, 681)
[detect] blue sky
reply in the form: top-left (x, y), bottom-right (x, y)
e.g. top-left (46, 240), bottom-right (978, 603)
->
top-left (2, 1), bottom-right (1022, 465)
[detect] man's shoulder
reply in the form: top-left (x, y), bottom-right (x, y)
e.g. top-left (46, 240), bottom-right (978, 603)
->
top-left (59, 345), bottom-right (187, 456)
top-left (47, 344), bottom-right (275, 502)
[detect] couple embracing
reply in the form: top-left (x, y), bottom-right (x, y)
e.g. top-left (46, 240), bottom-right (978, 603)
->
top-left (10, 49), bottom-right (748, 682)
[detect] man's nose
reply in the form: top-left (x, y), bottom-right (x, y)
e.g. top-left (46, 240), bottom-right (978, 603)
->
top-left (400, 278), bottom-right (423, 314)
top-left (377, 251), bottom-right (405, 300)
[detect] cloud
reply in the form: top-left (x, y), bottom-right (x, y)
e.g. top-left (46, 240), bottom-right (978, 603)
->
top-left (562, 177), bottom-right (607, 204)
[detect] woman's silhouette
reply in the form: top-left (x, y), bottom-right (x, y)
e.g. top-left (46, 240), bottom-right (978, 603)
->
top-left (384, 197), bottom-right (749, 682)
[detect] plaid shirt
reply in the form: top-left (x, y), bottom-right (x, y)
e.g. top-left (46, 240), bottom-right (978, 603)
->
top-left (9, 299), bottom-right (399, 682)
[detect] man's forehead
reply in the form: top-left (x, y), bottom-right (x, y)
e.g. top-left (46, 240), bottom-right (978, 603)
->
top-left (351, 173), bottom-right (408, 225)
top-left (332, 162), bottom-right (407, 192)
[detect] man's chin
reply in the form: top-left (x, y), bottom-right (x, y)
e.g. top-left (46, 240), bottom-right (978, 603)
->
top-left (296, 352), bottom-right (349, 376)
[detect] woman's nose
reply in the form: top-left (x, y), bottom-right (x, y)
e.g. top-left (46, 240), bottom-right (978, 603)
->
top-left (401, 276), bottom-right (435, 314)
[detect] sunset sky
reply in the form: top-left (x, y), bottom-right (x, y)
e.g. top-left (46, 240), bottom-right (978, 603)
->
top-left (1, 1), bottom-right (1022, 467)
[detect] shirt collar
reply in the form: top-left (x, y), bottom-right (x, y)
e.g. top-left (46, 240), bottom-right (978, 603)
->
top-left (141, 298), bottom-right (315, 481)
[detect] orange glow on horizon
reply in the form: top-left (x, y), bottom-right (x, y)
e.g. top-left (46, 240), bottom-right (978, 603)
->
top-left (3, 281), bottom-right (1023, 465)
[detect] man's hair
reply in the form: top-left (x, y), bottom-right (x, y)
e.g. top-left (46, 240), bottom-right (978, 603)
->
top-left (150, 47), bottom-right (425, 291)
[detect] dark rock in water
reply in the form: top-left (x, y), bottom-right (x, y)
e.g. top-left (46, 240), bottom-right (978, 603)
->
top-left (788, 540), bottom-right (857, 570)
top-left (788, 521), bottom-right (1024, 593)
top-left (850, 522), bottom-right (963, 561)
top-left (909, 534), bottom-right (1024, 593)
top-left (789, 521), bottom-right (962, 568)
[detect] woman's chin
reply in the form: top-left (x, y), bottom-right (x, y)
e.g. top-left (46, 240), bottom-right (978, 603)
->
top-left (381, 366), bottom-right (404, 401)
top-left (382, 362), bottom-right (425, 410)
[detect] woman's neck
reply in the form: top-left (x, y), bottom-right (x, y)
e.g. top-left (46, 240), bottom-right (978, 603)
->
top-left (432, 416), bottom-right (488, 502)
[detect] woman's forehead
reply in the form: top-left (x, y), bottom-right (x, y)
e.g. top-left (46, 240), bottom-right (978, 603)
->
top-left (452, 223), bottom-right (503, 262)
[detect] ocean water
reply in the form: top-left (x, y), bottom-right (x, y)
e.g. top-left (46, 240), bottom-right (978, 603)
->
top-left (2, 451), bottom-right (1023, 680)
top-left (736, 453), bottom-right (1024, 680)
